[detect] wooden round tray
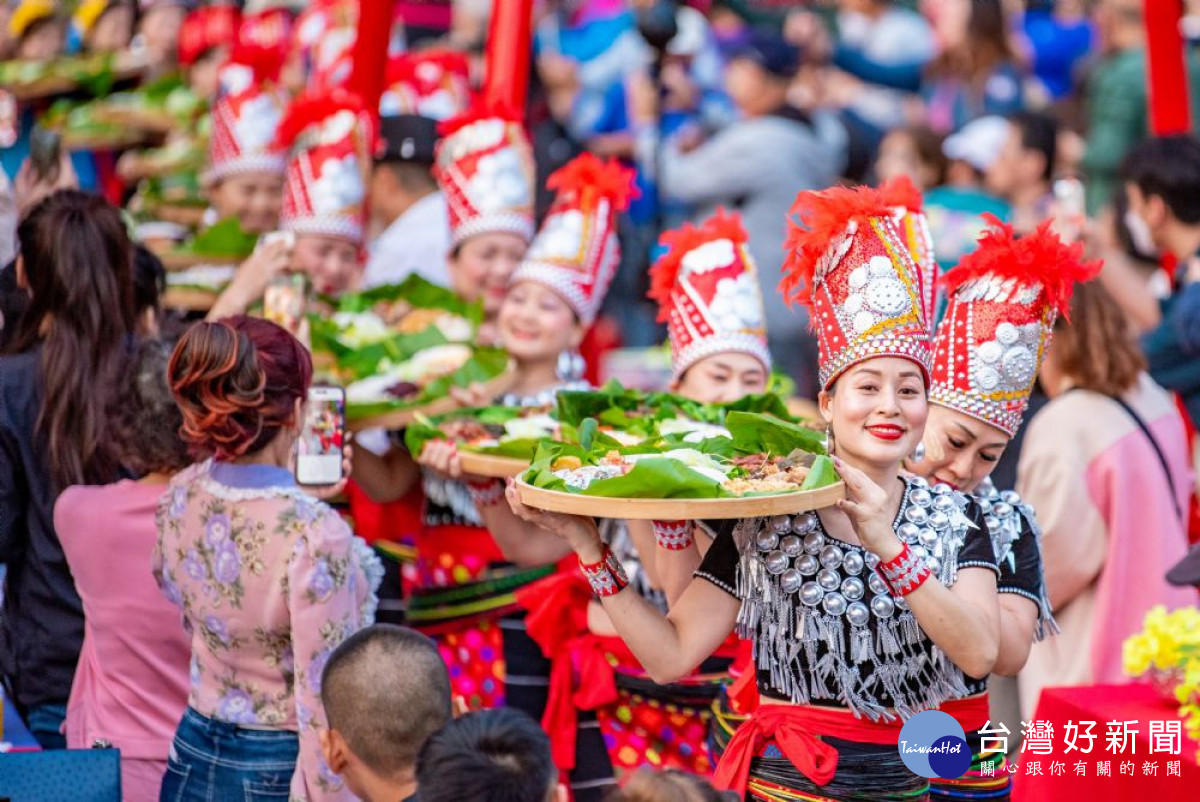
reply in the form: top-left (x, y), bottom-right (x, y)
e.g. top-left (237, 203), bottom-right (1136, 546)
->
top-left (514, 476), bottom-right (845, 520)
top-left (346, 367), bottom-right (516, 432)
top-left (458, 451), bottom-right (530, 478)
top-left (162, 286), bottom-right (219, 311)
top-left (92, 105), bottom-right (178, 134)
top-left (158, 250), bottom-right (243, 271)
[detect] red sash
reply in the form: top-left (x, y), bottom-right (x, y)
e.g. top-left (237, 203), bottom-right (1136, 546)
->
top-left (712, 694), bottom-right (990, 795)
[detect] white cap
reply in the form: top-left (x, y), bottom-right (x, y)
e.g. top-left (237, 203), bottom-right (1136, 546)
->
top-left (942, 116), bottom-right (1009, 172)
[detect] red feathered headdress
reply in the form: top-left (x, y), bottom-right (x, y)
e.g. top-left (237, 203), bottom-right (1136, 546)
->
top-left (382, 50), bottom-right (473, 121)
top-left (510, 154), bottom-right (636, 325)
top-left (929, 216), bottom-right (1102, 436)
top-left (780, 184), bottom-right (930, 390)
top-left (277, 90), bottom-right (374, 246)
top-left (649, 209), bottom-right (771, 379)
top-left (434, 99), bottom-right (535, 246)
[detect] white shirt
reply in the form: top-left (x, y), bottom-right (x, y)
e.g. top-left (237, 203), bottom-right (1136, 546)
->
top-left (363, 191), bottom-right (451, 289)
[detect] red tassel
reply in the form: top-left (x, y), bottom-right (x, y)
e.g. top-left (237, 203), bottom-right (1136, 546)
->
top-left (546, 153), bottom-right (639, 215)
top-left (942, 215), bottom-right (1102, 318)
top-left (649, 208), bottom-right (747, 321)
top-left (780, 185), bottom-right (894, 308)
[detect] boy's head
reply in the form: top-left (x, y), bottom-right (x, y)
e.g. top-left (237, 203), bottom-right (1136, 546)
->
top-left (320, 625), bottom-right (452, 801)
top-left (416, 708), bottom-right (565, 802)
top-left (1122, 135), bottom-right (1200, 251)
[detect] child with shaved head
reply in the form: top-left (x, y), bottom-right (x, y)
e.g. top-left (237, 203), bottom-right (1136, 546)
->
top-left (320, 625), bottom-right (452, 802)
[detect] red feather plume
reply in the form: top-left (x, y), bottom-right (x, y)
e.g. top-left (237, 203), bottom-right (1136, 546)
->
top-left (878, 174), bottom-right (924, 213)
top-left (386, 50), bottom-right (470, 87)
top-left (649, 209), bottom-right (747, 322)
top-left (941, 215), bottom-right (1102, 317)
top-left (226, 38), bottom-right (284, 86)
top-left (546, 153), bottom-right (639, 215)
top-left (780, 184), bottom-right (895, 308)
top-left (437, 97), bottom-right (518, 137)
top-left (274, 89), bottom-right (370, 152)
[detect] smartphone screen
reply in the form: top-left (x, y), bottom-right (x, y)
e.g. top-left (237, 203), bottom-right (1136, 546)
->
top-left (296, 386), bottom-right (346, 486)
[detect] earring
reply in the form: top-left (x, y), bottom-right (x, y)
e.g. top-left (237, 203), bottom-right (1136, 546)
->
top-left (557, 350), bottom-right (584, 382)
top-left (824, 424), bottom-right (835, 455)
top-left (910, 442), bottom-right (926, 463)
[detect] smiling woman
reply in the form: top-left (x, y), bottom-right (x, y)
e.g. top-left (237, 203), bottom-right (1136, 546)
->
top-left (507, 184), bottom-right (1002, 802)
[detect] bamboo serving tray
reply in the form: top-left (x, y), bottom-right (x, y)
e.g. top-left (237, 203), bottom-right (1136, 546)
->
top-left (514, 476), bottom-right (845, 520)
top-left (457, 451), bottom-right (530, 478)
top-left (346, 367), bottom-right (516, 432)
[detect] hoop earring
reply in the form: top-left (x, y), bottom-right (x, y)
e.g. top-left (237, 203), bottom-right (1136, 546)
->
top-left (910, 442), bottom-right (926, 463)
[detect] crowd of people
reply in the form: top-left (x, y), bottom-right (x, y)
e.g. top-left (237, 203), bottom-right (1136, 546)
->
top-left (1, 1), bottom-right (1200, 801)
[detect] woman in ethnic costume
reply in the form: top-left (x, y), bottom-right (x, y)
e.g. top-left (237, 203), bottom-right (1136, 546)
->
top-left (905, 217), bottom-right (1097, 799)
top-left (350, 100), bottom-right (539, 709)
top-left (507, 184), bottom-right (1002, 801)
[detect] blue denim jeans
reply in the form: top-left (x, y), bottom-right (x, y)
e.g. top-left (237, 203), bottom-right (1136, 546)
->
top-left (160, 707), bottom-right (300, 802)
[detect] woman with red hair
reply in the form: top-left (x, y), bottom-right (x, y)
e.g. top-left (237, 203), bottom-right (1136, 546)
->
top-left (156, 316), bottom-right (380, 801)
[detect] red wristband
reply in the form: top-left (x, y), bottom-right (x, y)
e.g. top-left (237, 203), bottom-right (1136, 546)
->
top-left (653, 519), bottom-right (694, 550)
top-left (467, 479), bottom-right (505, 507)
top-left (875, 541), bottom-right (932, 597)
top-left (579, 545), bottom-right (630, 597)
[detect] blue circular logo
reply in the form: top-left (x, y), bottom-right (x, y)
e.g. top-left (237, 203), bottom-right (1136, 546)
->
top-left (897, 710), bottom-right (970, 779)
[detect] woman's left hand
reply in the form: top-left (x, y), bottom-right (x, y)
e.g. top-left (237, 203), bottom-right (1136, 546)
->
top-left (305, 444), bottom-right (353, 501)
top-left (449, 382), bottom-right (493, 409)
top-left (833, 456), bottom-right (903, 561)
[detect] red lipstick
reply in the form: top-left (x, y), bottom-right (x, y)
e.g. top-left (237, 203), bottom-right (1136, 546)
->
top-left (866, 424), bottom-right (905, 441)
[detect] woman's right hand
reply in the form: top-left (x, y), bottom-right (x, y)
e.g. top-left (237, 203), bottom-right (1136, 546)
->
top-left (505, 479), bottom-right (603, 561)
top-left (208, 239), bottom-right (293, 320)
top-left (418, 439), bottom-right (491, 485)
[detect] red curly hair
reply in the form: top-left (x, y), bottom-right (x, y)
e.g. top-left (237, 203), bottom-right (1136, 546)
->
top-left (168, 316), bottom-right (313, 460)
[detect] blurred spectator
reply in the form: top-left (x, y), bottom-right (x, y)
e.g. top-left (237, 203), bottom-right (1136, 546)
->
top-left (984, 111), bottom-right (1059, 234)
top-left (320, 625), bottom-right (452, 802)
top-left (921, 0), bottom-right (1025, 134)
top-left (1082, 0), bottom-right (1200, 213)
top-left (1018, 0), bottom-right (1095, 102)
top-left (417, 708), bottom-right (565, 802)
top-left (133, 244), bottom-right (166, 336)
top-left (0, 169), bottom-right (15, 267)
top-left (157, 316), bottom-right (379, 801)
top-left (9, 0), bottom-right (66, 60)
top-left (74, 0), bottom-right (135, 54)
top-left (55, 338), bottom-right (191, 800)
top-left (136, 0), bottom-right (188, 69)
top-left (1017, 280), bottom-right (1196, 717)
top-left (923, 115), bottom-right (1012, 269)
top-left (635, 29), bottom-right (847, 396)
top-left (0, 191), bottom-right (136, 748)
top-left (364, 115), bottom-right (450, 289)
top-left (1118, 135), bottom-right (1200, 426)
top-left (874, 124), bottom-right (948, 191)
top-left (606, 769), bottom-right (731, 802)
top-left (794, 0), bottom-right (936, 154)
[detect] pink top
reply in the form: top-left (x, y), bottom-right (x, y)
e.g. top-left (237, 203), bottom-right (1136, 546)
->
top-left (1017, 375), bottom-right (1198, 718)
top-left (153, 460), bottom-right (381, 801)
top-left (56, 480), bottom-right (191, 760)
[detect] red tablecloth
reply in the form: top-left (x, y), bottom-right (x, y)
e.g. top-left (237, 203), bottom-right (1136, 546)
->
top-left (1012, 683), bottom-right (1199, 801)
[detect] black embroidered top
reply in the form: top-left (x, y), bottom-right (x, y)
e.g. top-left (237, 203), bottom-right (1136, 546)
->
top-left (696, 476), bottom-right (999, 721)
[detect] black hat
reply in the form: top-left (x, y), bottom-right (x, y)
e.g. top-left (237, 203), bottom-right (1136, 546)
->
top-left (730, 29), bottom-right (800, 80)
top-left (375, 115), bottom-right (439, 165)
top-left (1166, 544), bottom-right (1200, 588)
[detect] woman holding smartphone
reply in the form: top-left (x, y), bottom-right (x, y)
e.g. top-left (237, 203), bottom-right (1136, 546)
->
top-left (506, 185), bottom-right (1001, 801)
top-left (156, 316), bottom-right (380, 801)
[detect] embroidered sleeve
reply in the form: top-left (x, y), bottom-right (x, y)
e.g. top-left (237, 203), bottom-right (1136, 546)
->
top-left (695, 519), bottom-right (739, 598)
top-left (286, 501), bottom-right (376, 801)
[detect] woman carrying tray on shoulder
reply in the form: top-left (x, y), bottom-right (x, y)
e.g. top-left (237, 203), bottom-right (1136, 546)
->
top-left (903, 218), bottom-right (1097, 800)
top-left (390, 154), bottom-right (635, 712)
top-left (507, 185), bottom-right (1002, 801)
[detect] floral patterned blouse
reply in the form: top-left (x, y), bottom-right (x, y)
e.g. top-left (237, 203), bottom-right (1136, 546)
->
top-left (154, 460), bottom-right (382, 801)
